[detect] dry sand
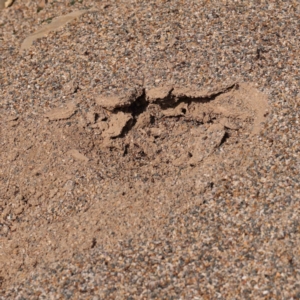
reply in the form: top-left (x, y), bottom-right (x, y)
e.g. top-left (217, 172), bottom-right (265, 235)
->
top-left (1, 0), bottom-right (300, 298)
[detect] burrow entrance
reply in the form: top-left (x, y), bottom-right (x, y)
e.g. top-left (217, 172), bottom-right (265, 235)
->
top-left (76, 82), bottom-right (269, 168)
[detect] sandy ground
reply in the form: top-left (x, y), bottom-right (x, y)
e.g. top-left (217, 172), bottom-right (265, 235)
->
top-left (1, 0), bottom-right (300, 298)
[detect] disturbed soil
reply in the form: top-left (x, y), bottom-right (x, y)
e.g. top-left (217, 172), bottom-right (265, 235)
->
top-left (0, 80), bottom-right (268, 284)
top-left (1, 0), bottom-right (300, 299)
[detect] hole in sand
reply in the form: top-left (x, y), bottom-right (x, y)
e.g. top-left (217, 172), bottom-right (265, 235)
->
top-left (94, 82), bottom-right (268, 167)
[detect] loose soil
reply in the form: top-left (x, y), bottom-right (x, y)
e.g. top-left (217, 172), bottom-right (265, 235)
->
top-left (0, 80), bottom-right (268, 288)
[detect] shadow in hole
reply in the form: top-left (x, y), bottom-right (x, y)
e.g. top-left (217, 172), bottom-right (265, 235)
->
top-left (113, 83), bottom-right (237, 138)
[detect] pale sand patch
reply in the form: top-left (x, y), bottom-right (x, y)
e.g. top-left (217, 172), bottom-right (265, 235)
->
top-left (20, 8), bottom-right (97, 51)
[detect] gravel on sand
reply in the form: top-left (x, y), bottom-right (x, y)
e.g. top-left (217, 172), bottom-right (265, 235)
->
top-left (1, 0), bottom-right (300, 299)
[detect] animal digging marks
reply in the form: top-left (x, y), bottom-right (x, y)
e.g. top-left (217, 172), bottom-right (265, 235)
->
top-left (43, 82), bottom-right (268, 168)
top-left (89, 82), bottom-right (268, 167)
